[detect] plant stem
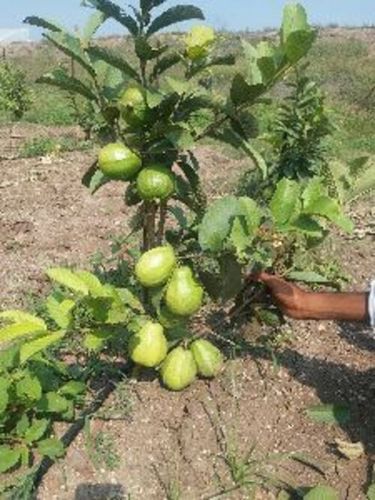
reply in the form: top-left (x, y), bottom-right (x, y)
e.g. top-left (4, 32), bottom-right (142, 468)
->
top-left (143, 201), bottom-right (157, 252)
top-left (157, 201), bottom-right (167, 245)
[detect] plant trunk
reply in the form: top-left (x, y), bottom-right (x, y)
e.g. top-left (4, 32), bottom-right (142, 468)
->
top-left (157, 201), bottom-right (167, 245)
top-left (143, 201), bottom-right (157, 252)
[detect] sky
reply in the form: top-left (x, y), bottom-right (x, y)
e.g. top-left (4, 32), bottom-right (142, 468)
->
top-left (2, 0), bottom-right (375, 40)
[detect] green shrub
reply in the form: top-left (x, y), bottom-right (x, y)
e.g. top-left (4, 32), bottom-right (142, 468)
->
top-left (20, 136), bottom-right (92, 158)
top-left (0, 62), bottom-right (32, 120)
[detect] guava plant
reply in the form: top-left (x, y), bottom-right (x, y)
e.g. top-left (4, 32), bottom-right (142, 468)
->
top-left (19, 0), bottom-right (356, 392)
top-left (0, 2), bottom-right (356, 479)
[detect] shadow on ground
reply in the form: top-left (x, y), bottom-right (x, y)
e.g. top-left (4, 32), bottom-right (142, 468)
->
top-left (75, 483), bottom-right (126, 500)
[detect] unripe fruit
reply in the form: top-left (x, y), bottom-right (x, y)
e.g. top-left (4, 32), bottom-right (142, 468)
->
top-left (161, 346), bottom-right (197, 391)
top-left (304, 485), bottom-right (339, 500)
top-left (136, 164), bottom-right (176, 201)
top-left (119, 86), bottom-right (148, 126)
top-left (128, 321), bottom-right (167, 367)
top-left (98, 143), bottom-right (142, 180)
top-left (135, 246), bottom-right (176, 288)
top-left (190, 339), bottom-right (224, 378)
top-left (165, 266), bottom-right (203, 317)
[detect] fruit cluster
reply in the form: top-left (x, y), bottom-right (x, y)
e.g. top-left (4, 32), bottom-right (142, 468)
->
top-left (129, 246), bottom-right (224, 391)
top-left (97, 86), bottom-right (176, 202)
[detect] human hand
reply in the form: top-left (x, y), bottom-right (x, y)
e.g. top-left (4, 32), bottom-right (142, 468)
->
top-left (249, 271), bottom-right (308, 319)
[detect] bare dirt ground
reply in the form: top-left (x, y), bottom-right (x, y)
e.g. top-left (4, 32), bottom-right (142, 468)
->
top-left (0, 125), bottom-right (374, 499)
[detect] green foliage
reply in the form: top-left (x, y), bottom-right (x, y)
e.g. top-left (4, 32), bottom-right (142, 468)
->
top-left (305, 404), bottom-right (351, 425)
top-left (0, 266), bottom-right (141, 480)
top-left (3, 0), bottom-right (350, 486)
top-left (20, 136), bottom-right (91, 158)
top-left (0, 61), bottom-right (32, 120)
top-left (271, 66), bottom-right (333, 180)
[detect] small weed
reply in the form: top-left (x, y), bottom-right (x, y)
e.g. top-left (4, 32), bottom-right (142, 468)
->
top-left (20, 136), bottom-right (92, 158)
top-left (84, 422), bottom-right (120, 471)
top-left (165, 480), bottom-right (182, 500)
top-left (96, 378), bottom-right (134, 421)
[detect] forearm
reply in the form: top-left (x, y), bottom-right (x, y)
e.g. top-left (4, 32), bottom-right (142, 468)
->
top-left (299, 292), bottom-right (369, 322)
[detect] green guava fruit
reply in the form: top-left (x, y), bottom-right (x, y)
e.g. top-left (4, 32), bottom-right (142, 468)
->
top-left (303, 485), bottom-right (339, 500)
top-left (128, 321), bottom-right (167, 367)
top-left (161, 346), bottom-right (197, 391)
top-left (190, 339), bottom-right (224, 378)
top-left (165, 266), bottom-right (203, 317)
top-left (119, 86), bottom-right (148, 126)
top-left (185, 25), bottom-right (215, 60)
top-left (136, 164), bottom-right (176, 201)
top-left (135, 246), bottom-right (176, 288)
top-left (98, 143), bottom-right (142, 180)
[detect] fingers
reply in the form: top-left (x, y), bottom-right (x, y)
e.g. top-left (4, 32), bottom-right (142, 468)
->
top-left (245, 270), bottom-right (274, 283)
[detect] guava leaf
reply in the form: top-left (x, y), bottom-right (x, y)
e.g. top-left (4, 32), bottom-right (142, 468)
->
top-left (59, 380), bottom-right (86, 397)
top-left (151, 53), bottom-right (181, 82)
top-left (86, 45), bottom-right (140, 81)
top-left (166, 77), bottom-right (191, 95)
top-left (37, 392), bottom-right (69, 413)
top-left (302, 177), bottom-right (326, 208)
top-left (242, 41), bottom-right (263, 85)
top-left (24, 419), bottom-right (49, 444)
top-left (0, 345), bottom-right (19, 373)
top-left (0, 322), bottom-right (46, 344)
top-left (0, 446), bottom-right (21, 473)
top-left (147, 5), bottom-right (204, 36)
top-left (23, 16), bottom-right (64, 33)
top-left (199, 196), bottom-right (241, 252)
top-left (16, 373), bottom-right (42, 402)
top-left (281, 4), bottom-right (315, 63)
top-left (75, 270), bottom-right (110, 298)
top-left (82, 161), bottom-right (111, 194)
top-left (140, 0), bottom-right (167, 14)
top-left (0, 310), bottom-right (47, 330)
top-left (37, 438), bottom-right (65, 459)
top-left (290, 214), bottom-right (323, 238)
top-left (16, 414), bottom-right (30, 435)
top-left (304, 196), bottom-right (353, 233)
top-left (229, 217), bottom-right (249, 256)
top-left (84, 330), bottom-right (112, 352)
top-left (230, 74), bottom-right (264, 106)
top-left (199, 196), bottom-right (261, 253)
top-left (166, 126), bottom-right (194, 149)
top-left (37, 68), bottom-right (97, 101)
top-left (145, 88), bottom-right (164, 108)
top-left (84, 0), bottom-right (139, 35)
top-left (256, 41), bottom-right (276, 83)
top-left (44, 31), bottom-right (95, 77)
top-left (116, 288), bottom-right (144, 312)
top-left (46, 294), bottom-right (75, 330)
top-left (219, 255), bottom-right (243, 301)
top-left (0, 378), bottom-right (10, 414)
top-left (46, 268), bottom-right (89, 295)
top-left (306, 404), bottom-right (351, 425)
top-left (20, 331), bottom-right (65, 364)
top-left (270, 178), bottom-right (301, 227)
top-left (82, 11), bottom-right (107, 45)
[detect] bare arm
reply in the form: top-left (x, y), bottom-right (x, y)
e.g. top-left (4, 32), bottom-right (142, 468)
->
top-left (252, 272), bottom-right (369, 322)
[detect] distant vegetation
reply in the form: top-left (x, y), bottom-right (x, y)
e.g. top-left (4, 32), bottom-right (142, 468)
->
top-left (1, 28), bottom-right (374, 160)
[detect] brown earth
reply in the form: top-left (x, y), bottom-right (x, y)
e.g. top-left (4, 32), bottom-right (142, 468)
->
top-left (0, 125), bottom-right (374, 499)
